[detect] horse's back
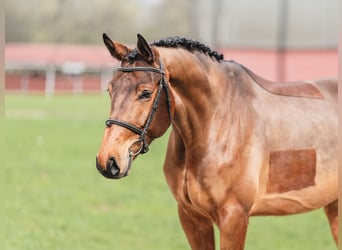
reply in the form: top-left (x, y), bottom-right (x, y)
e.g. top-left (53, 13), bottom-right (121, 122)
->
top-left (314, 78), bottom-right (338, 104)
top-left (239, 63), bottom-right (337, 101)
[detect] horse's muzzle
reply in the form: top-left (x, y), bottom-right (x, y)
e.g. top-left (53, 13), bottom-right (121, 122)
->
top-left (96, 156), bottom-right (125, 179)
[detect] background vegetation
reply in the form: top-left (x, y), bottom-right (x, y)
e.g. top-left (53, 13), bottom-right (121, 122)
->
top-left (4, 95), bottom-right (336, 250)
top-left (5, 0), bottom-right (190, 44)
top-left (5, 0), bottom-right (337, 49)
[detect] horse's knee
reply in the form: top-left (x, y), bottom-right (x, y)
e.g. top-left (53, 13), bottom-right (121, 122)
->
top-left (218, 199), bottom-right (249, 250)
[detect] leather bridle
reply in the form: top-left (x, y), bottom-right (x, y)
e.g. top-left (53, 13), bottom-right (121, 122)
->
top-left (105, 60), bottom-right (172, 157)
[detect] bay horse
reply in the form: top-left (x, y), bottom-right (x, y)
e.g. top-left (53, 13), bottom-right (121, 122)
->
top-left (96, 33), bottom-right (338, 249)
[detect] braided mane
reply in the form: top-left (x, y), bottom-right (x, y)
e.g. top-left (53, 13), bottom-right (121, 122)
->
top-left (152, 37), bottom-right (224, 61)
top-left (127, 36), bottom-right (224, 62)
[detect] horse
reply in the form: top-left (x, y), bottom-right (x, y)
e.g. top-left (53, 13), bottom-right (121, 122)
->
top-left (96, 33), bottom-right (338, 249)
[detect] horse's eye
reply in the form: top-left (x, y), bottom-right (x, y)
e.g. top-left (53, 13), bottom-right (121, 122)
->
top-left (139, 90), bottom-right (153, 100)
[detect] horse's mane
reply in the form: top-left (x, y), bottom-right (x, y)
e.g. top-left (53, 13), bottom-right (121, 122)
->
top-left (152, 37), bottom-right (224, 61)
top-left (127, 36), bottom-right (224, 62)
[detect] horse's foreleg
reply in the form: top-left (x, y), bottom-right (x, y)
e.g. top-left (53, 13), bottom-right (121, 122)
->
top-left (324, 200), bottom-right (338, 245)
top-left (178, 205), bottom-right (215, 250)
top-left (218, 200), bottom-right (249, 250)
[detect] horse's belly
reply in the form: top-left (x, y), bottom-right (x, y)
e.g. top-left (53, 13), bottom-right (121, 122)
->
top-left (249, 172), bottom-right (337, 216)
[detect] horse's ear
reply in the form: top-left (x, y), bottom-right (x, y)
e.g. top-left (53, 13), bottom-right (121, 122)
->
top-left (102, 33), bottom-right (129, 61)
top-left (136, 34), bottom-right (155, 63)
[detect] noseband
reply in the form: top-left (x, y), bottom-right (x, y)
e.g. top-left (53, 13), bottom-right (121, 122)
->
top-left (105, 60), bottom-right (172, 156)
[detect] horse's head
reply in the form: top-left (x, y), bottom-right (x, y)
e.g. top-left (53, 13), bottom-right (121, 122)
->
top-left (96, 34), bottom-right (174, 179)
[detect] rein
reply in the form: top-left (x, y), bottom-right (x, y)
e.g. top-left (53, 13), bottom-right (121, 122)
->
top-left (105, 60), bottom-right (172, 157)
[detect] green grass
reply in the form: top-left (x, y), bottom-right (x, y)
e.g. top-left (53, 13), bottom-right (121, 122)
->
top-left (4, 95), bottom-right (336, 250)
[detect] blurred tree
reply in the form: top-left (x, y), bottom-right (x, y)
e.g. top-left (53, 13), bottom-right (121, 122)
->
top-left (5, 0), bottom-right (190, 44)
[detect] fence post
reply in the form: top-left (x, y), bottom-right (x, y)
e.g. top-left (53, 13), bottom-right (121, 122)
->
top-left (100, 69), bottom-right (113, 93)
top-left (45, 66), bottom-right (56, 96)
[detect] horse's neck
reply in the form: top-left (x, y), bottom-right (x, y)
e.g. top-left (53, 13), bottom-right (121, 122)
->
top-left (160, 49), bottom-right (254, 163)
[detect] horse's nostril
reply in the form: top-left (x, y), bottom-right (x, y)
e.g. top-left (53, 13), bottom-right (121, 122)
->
top-left (107, 157), bottom-right (120, 176)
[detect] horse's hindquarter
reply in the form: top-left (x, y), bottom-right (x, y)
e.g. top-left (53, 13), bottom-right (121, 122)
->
top-left (249, 79), bottom-right (338, 216)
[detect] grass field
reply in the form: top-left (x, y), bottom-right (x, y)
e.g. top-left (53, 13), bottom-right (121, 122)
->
top-left (4, 95), bottom-right (336, 250)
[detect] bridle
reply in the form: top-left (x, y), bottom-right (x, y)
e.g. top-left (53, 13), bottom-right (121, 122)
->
top-left (105, 60), bottom-right (172, 157)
